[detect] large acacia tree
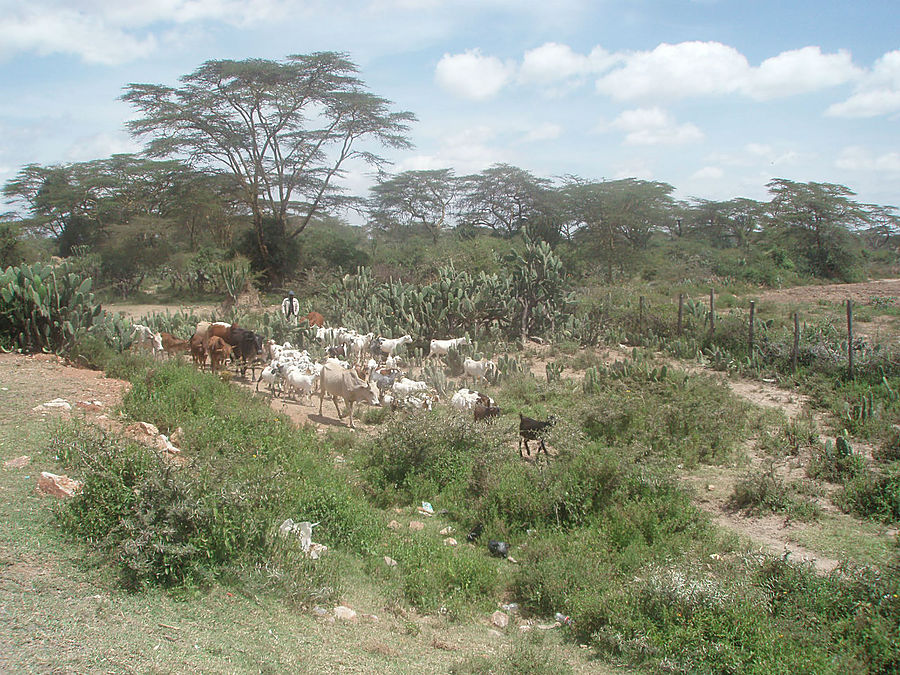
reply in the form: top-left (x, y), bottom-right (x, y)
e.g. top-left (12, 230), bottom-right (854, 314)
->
top-left (368, 169), bottom-right (458, 242)
top-left (122, 52), bottom-right (416, 281)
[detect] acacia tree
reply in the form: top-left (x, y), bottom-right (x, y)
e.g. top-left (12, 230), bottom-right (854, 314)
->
top-left (368, 169), bottom-right (458, 242)
top-left (122, 52), bottom-right (415, 282)
top-left (458, 164), bottom-right (553, 237)
top-left (563, 178), bottom-right (674, 282)
top-left (689, 197), bottom-right (765, 249)
top-left (766, 179), bottom-right (874, 280)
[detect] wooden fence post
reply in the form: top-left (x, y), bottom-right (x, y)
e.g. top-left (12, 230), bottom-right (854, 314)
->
top-left (847, 299), bottom-right (854, 379)
top-left (678, 293), bottom-right (684, 335)
top-left (639, 296), bottom-right (644, 335)
top-left (708, 289), bottom-right (715, 335)
top-left (792, 312), bottom-right (799, 373)
top-left (749, 300), bottom-right (755, 353)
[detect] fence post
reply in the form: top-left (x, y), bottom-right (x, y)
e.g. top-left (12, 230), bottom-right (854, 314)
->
top-left (847, 299), bottom-right (854, 380)
top-left (639, 296), bottom-right (644, 336)
top-left (678, 293), bottom-right (684, 335)
top-left (708, 289), bottom-right (715, 335)
top-left (749, 300), bottom-right (755, 354)
top-left (792, 312), bottom-right (799, 373)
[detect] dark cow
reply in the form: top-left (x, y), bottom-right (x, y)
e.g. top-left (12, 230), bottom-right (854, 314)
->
top-left (226, 326), bottom-right (263, 378)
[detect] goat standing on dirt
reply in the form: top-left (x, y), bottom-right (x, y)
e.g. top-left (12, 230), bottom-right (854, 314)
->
top-left (519, 413), bottom-right (555, 457)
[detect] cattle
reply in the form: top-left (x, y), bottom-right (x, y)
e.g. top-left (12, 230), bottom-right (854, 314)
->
top-left (519, 413), bottom-right (556, 457)
top-left (189, 333), bottom-right (207, 369)
top-left (207, 336), bottom-right (232, 372)
top-left (317, 358), bottom-right (380, 429)
top-left (159, 332), bottom-right (190, 358)
top-left (227, 326), bottom-right (263, 378)
top-left (300, 311), bottom-right (325, 327)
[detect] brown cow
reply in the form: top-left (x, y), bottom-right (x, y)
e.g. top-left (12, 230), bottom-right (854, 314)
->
top-left (300, 311), bottom-right (325, 327)
top-left (189, 333), bottom-right (207, 369)
top-left (160, 332), bottom-right (190, 358)
top-left (207, 336), bottom-right (233, 372)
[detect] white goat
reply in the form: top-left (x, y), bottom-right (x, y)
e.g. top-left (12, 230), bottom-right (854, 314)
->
top-left (379, 335), bottom-right (413, 357)
top-left (283, 366), bottom-right (319, 404)
top-left (392, 377), bottom-right (429, 399)
top-left (450, 387), bottom-right (494, 411)
top-left (130, 324), bottom-right (163, 358)
top-left (463, 357), bottom-right (497, 384)
top-left (429, 337), bottom-right (468, 358)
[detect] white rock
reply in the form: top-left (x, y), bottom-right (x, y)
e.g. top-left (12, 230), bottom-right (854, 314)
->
top-left (383, 556), bottom-right (398, 568)
top-left (334, 606), bottom-right (357, 622)
top-left (491, 611), bottom-right (509, 628)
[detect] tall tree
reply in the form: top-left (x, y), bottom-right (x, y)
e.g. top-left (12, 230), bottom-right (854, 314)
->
top-left (122, 53), bottom-right (415, 281)
top-left (458, 164), bottom-right (553, 237)
top-left (368, 169), bottom-right (458, 242)
top-left (689, 197), bottom-right (765, 249)
top-left (563, 178), bottom-right (675, 282)
top-left (766, 179), bottom-right (873, 280)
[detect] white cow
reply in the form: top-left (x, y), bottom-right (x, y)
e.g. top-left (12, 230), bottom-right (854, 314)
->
top-left (318, 358), bottom-right (380, 429)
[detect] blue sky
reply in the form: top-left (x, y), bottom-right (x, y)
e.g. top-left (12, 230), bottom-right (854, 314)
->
top-left (1, 0), bottom-right (898, 218)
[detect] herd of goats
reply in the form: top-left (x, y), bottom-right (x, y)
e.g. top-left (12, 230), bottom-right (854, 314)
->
top-left (128, 320), bottom-right (555, 454)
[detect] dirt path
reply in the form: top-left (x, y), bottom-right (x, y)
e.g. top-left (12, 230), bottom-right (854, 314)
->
top-left (755, 278), bottom-right (900, 305)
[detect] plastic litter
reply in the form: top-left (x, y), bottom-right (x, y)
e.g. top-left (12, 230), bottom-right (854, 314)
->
top-left (555, 612), bottom-right (573, 626)
top-left (488, 540), bottom-right (509, 558)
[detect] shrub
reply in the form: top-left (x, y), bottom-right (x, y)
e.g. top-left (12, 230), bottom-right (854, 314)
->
top-left (837, 462), bottom-right (900, 522)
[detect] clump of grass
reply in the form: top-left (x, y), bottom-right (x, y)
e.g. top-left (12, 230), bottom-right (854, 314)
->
top-left (730, 462), bottom-right (821, 521)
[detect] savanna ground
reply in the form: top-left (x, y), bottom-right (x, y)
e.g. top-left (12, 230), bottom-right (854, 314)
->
top-left (2, 278), bottom-right (899, 672)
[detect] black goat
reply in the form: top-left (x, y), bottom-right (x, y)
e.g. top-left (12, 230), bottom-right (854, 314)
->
top-left (473, 403), bottom-right (501, 422)
top-left (518, 413), bottom-right (555, 457)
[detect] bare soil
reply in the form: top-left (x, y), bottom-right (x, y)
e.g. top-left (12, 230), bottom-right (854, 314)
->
top-left (756, 278), bottom-right (900, 305)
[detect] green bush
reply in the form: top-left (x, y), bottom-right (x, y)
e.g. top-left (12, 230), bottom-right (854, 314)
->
top-left (838, 462), bottom-right (900, 522)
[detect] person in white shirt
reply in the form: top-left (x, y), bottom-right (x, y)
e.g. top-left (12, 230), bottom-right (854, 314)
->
top-left (281, 291), bottom-right (300, 322)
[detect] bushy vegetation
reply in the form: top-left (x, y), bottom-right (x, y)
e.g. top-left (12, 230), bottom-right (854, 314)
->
top-left (51, 362), bottom-right (380, 594)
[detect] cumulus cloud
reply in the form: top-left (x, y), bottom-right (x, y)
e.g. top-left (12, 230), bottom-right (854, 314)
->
top-left (835, 146), bottom-right (900, 172)
top-left (0, 0), bottom-right (289, 64)
top-left (399, 125), bottom-right (505, 173)
top-left (706, 143), bottom-right (802, 167)
top-left (607, 107), bottom-right (703, 146)
top-left (63, 131), bottom-right (142, 162)
top-left (435, 49), bottom-right (515, 100)
top-left (594, 41), bottom-right (860, 102)
top-left (827, 50), bottom-right (900, 118)
top-left (519, 43), bottom-right (615, 88)
top-left (747, 47), bottom-right (861, 100)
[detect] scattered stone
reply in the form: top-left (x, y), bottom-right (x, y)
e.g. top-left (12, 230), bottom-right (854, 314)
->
top-left (383, 556), bottom-right (398, 568)
top-left (439, 526), bottom-right (454, 535)
top-left (409, 521), bottom-right (425, 531)
top-left (360, 613), bottom-right (379, 622)
top-left (128, 421), bottom-right (160, 438)
top-left (491, 611), bottom-right (509, 629)
top-left (431, 638), bottom-right (458, 651)
top-left (36, 471), bottom-right (82, 498)
top-left (3, 455), bottom-right (30, 469)
top-left (507, 556), bottom-right (518, 564)
top-left (387, 520), bottom-right (401, 530)
top-left (519, 625), bottom-right (532, 633)
top-left (500, 603), bottom-right (519, 614)
top-left (334, 606), bottom-right (358, 622)
top-left (76, 400), bottom-right (104, 411)
top-left (32, 398), bottom-right (71, 412)
top-left (169, 427), bottom-right (185, 448)
top-left (487, 629), bottom-right (503, 638)
top-left (443, 537), bottom-right (458, 546)
top-left (307, 543), bottom-right (328, 560)
top-left (707, 484), bottom-right (716, 491)
top-left (312, 606), bottom-right (329, 618)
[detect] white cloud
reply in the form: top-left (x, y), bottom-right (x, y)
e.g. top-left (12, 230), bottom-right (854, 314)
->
top-left (612, 160), bottom-right (654, 180)
top-left (827, 50), bottom-right (900, 118)
top-left (608, 107), bottom-right (704, 146)
top-left (435, 49), bottom-right (515, 100)
top-left (707, 143), bottom-right (802, 167)
top-left (746, 47), bottom-right (861, 100)
top-left (518, 43), bottom-right (615, 89)
top-left (596, 42), bottom-right (749, 101)
top-left (593, 41), bottom-right (861, 102)
top-left (0, 8), bottom-right (157, 64)
top-left (399, 125), bottom-right (505, 174)
top-left (519, 122), bottom-right (563, 143)
top-left (835, 146), bottom-right (900, 172)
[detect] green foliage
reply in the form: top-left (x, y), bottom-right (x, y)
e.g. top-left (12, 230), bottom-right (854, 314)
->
top-left (53, 361), bottom-right (382, 589)
top-left (385, 534), bottom-right (500, 615)
top-left (215, 257), bottom-right (256, 301)
top-left (0, 261), bottom-right (102, 352)
top-left (450, 633), bottom-right (574, 674)
top-left (729, 462), bottom-right (821, 521)
top-left (838, 462), bottom-right (900, 522)
top-left (808, 435), bottom-right (868, 483)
